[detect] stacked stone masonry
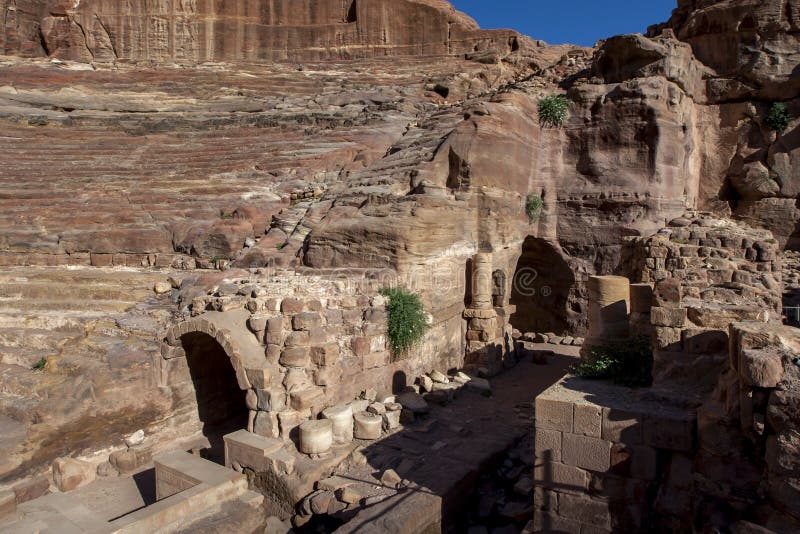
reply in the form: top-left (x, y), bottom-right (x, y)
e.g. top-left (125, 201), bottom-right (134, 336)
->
top-left (534, 378), bottom-right (696, 532)
top-left (634, 213), bottom-right (783, 395)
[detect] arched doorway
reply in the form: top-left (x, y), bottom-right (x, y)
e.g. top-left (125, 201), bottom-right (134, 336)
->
top-left (180, 332), bottom-right (248, 463)
top-left (509, 237), bottom-right (576, 335)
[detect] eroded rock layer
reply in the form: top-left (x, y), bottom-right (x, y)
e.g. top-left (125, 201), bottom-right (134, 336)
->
top-left (2, 0), bottom-right (524, 63)
top-left (0, 1), bottom-right (799, 532)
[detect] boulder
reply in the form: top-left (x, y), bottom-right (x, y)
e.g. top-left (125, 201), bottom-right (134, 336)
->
top-left (52, 457), bottom-right (95, 492)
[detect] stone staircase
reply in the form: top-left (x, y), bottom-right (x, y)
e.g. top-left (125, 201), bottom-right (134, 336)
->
top-left (0, 266), bottom-right (183, 484)
top-left (0, 267), bottom-right (173, 369)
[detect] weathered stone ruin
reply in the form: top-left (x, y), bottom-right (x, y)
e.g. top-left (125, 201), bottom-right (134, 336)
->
top-left (0, 0), bottom-right (799, 532)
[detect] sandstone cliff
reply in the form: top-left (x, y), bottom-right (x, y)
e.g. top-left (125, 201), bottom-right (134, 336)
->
top-left (2, 0), bottom-right (526, 62)
top-left (0, 3), bottom-right (798, 527)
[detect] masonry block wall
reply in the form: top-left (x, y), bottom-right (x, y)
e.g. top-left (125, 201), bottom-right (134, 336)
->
top-left (635, 215), bottom-right (782, 395)
top-left (533, 378), bottom-right (696, 532)
top-left (161, 269), bottom-right (466, 443)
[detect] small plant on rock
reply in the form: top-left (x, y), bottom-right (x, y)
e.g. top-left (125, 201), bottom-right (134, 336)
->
top-left (380, 287), bottom-right (429, 356)
top-left (572, 336), bottom-right (653, 387)
top-left (538, 94), bottom-right (570, 127)
top-left (526, 193), bottom-right (543, 222)
top-left (766, 102), bottom-right (792, 133)
top-left (32, 357), bottom-right (47, 371)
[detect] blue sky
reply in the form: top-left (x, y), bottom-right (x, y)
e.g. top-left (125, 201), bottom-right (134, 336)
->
top-left (450, 1), bottom-right (677, 47)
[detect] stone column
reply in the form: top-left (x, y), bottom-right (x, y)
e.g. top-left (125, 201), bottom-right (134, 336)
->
top-left (585, 275), bottom-right (631, 348)
top-left (471, 253), bottom-right (493, 310)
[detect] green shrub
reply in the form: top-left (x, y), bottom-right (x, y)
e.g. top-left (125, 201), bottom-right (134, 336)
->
top-left (572, 336), bottom-right (653, 387)
top-left (380, 287), bottom-right (429, 356)
top-left (526, 193), bottom-right (543, 222)
top-left (538, 94), bottom-right (570, 127)
top-left (32, 357), bottom-right (47, 371)
top-left (766, 102), bottom-right (792, 133)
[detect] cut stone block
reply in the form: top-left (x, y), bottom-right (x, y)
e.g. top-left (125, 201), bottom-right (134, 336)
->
top-left (601, 408), bottom-right (642, 444)
top-left (534, 428), bottom-right (562, 462)
top-left (53, 457), bottom-right (97, 492)
top-left (558, 493), bottom-right (611, 528)
top-left (290, 387), bottom-right (325, 411)
top-left (280, 346), bottom-right (310, 368)
top-left (651, 307), bottom-right (688, 328)
top-left (536, 396), bottom-right (573, 432)
top-left (253, 411), bottom-right (280, 439)
top-left (739, 349), bottom-right (784, 388)
top-left (534, 461), bottom-right (589, 492)
top-left (574, 403), bottom-right (602, 438)
top-left (562, 433), bottom-right (612, 472)
top-left (293, 312), bottom-right (322, 331)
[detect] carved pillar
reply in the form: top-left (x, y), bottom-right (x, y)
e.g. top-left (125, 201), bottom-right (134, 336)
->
top-left (471, 253), bottom-right (493, 310)
top-left (585, 275), bottom-right (631, 348)
top-left (465, 253), bottom-right (503, 374)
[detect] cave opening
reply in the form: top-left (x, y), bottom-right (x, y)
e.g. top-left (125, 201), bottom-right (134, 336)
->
top-left (180, 332), bottom-right (248, 464)
top-left (509, 237), bottom-right (575, 335)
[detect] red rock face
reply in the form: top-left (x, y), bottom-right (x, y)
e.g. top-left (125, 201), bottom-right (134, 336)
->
top-left (6, 0), bottom-right (522, 63)
top-left (664, 0), bottom-right (800, 97)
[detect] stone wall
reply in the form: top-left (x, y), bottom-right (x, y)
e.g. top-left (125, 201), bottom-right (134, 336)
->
top-left (3, 0), bottom-right (525, 63)
top-left (531, 215), bottom-right (799, 533)
top-left (534, 377), bottom-right (696, 532)
top-left (697, 321), bottom-right (800, 532)
top-left (160, 268), bottom-right (467, 443)
top-left (634, 213), bottom-right (783, 395)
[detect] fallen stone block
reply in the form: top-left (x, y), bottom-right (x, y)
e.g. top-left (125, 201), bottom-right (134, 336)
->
top-left (52, 457), bottom-right (96, 492)
top-left (465, 377), bottom-right (491, 394)
top-left (383, 410), bottom-right (401, 430)
top-left (380, 468), bottom-right (402, 488)
top-left (429, 370), bottom-right (449, 383)
top-left (739, 349), bottom-right (784, 388)
top-left (322, 404), bottom-right (354, 443)
top-left (397, 392), bottom-right (429, 414)
top-left (336, 485), bottom-right (366, 505)
top-left (299, 420), bottom-right (333, 455)
top-left (109, 447), bottom-right (152, 474)
top-left (353, 411), bottom-right (382, 440)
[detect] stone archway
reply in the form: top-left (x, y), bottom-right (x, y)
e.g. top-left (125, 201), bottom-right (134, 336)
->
top-left (179, 331), bottom-right (248, 463)
top-left (509, 237), bottom-right (576, 335)
top-left (161, 310), bottom-right (272, 464)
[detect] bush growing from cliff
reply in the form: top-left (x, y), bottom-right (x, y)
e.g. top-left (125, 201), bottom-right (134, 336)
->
top-left (538, 94), bottom-right (569, 127)
top-left (380, 287), bottom-right (429, 356)
top-left (766, 102), bottom-right (791, 133)
top-left (572, 336), bottom-right (653, 387)
top-left (526, 193), bottom-right (543, 222)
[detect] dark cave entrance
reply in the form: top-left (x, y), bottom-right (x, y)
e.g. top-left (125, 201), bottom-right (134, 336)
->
top-left (180, 332), bottom-right (248, 464)
top-left (509, 237), bottom-right (575, 335)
